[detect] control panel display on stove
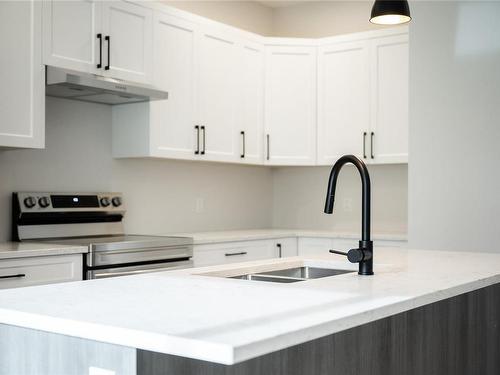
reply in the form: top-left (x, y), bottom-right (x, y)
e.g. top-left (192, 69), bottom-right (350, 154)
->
top-left (51, 195), bottom-right (99, 208)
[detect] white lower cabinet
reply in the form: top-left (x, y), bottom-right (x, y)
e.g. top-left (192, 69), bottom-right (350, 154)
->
top-left (274, 237), bottom-right (298, 258)
top-left (297, 237), bottom-right (333, 257)
top-left (0, 254), bottom-right (82, 289)
top-left (193, 238), bottom-right (297, 267)
top-left (298, 237), bottom-right (407, 256)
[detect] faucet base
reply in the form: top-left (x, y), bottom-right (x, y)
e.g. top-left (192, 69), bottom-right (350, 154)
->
top-left (358, 240), bottom-right (374, 275)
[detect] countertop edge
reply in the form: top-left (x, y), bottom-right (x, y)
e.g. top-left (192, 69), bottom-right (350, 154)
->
top-left (167, 230), bottom-right (408, 245)
top-left (0, 245), bottom-right (88, 260)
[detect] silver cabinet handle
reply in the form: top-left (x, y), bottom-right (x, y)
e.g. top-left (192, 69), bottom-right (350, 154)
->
top-left (200, 126), bottom-right (206, 155)
top-left (363, 132), bottom-right (367, 159)
top-left (194, 125), bottom-right (200, 154)
top-left (370, 132), bottom-right (374, 159)
top-left (225, 251), bottom-right (247, 257)
top-left (0, 273), bottom-right (26, 280)
top-left (241, 131), bottom-right (245, 158)
top-left (266, 134), bottom-right (270, 160)
top-left (277, 243), bottom-right (282, 258)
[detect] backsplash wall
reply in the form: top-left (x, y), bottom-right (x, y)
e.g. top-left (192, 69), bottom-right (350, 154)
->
top-left (272, 165), bottom-right (408, 234)
top-left (0, 97), bottom-right (273, 242)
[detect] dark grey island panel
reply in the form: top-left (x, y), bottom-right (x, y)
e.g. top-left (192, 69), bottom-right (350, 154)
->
top-left (138, 282), bottom-right (500, 375)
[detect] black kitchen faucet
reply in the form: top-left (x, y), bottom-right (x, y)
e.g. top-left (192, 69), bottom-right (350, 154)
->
top-left (324, 155), bottom-right (374, 275)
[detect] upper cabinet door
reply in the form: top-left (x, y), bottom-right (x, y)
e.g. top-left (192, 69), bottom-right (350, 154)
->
top-left (196, 26), bottom-right (238, 163)
top-left (370, 34), bottom-right (409, 164)
top-left (101, 1), bottom-right (153, 84)
top-left (238, 39), bottom-right (265, 165)
top-left (0, 0), bottom-right (44, 149)
top-left (150, 12), bottom-right (198, 160)
top-left (317, 40), bottom-right (370, 165)
top-left (264, 45), bottom-right (317, 166)
top-left (42, 0), bottom-right (102, 74)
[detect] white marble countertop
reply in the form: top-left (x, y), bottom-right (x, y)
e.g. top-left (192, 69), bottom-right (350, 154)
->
top-left (0, 242), bottom-right (87, 260)
top-left (0, 247), bottom-right (498, 365)
top-left (166, 229), bottom-right (408, 244)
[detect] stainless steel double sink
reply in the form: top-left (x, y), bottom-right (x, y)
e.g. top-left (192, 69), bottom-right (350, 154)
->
top-left (229, 266), bottom-right (354, 283)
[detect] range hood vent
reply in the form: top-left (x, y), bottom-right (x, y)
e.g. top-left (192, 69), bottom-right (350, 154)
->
top-left (45, 66), bottom-right (168, 105)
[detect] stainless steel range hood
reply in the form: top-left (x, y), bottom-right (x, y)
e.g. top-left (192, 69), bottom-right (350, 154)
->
top-left (45, 66), bottom-right (168, 105)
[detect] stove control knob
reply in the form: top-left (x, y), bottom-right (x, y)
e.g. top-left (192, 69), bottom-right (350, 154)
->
top-left (23, 196), bottom-right (36, 209)
top-left (111, 196), bottom-right (122, 207)
top-left (38, 196), bottom-right (50, 208)
top-left (100, 197), bottom-right (111, 207)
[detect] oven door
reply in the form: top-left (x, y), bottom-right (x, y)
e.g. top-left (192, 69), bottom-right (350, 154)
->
top-left (87, 258), bottom-right (193, 279)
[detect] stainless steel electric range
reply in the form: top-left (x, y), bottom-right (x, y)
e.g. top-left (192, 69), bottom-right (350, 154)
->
top-left (12, 192), bottom-right (193, 279)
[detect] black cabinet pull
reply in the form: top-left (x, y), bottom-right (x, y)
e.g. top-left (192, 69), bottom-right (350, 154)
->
top-left (241, 131), bottom-right (245, 158)
top-left (370, 132), bottom-right (374, 159)
top-left (363, 132), bottom-right (367, 159)
top-left (266, 134), bottom-right (270, 161)
top-left (225, 251), bottom-right (247, 257)
top-left (277, 243), bottom-right (282, 258)
top-left (200, 126), bottom-right (206, 155)
top-left (105, 35), bottom-right (110, 70)
top-left (194, 126), bottom-right (200, 155)
top-left (0, 273), bottom-right (26, 280)
top-left (97, 34), bottom-right (102, 68)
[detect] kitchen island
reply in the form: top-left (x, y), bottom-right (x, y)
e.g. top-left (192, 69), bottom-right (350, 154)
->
top-left (0, 247), bottom-right (499, 375)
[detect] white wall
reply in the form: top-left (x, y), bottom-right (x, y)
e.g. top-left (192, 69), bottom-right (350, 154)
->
top-left (0, 98), bottom-right (273, 241)
top-left (272, 165), bottom-right (408, 234)
top-left (408, 1), bottom-right (500, 251)
top-left (271, 1), bottom-right (383, 37)
top-left (164, 1), bottom-right (274, 35)
top-left (165, 1), bottom-right (382, 38)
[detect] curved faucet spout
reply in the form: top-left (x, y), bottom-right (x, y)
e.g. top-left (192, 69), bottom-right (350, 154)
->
top-left (324, 155), bottom-right (373, 275)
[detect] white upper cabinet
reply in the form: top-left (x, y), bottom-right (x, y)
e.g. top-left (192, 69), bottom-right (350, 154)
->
top-left (42, 0), bottom-right (153, 84)
top-left (317, 28), bottom-right (408, 165)
top-left (238, 39), bottom-right (265, 164)
top-left (110, 4), bottom-right (407, 166)
top-left (317, 40), bottom-right (370, 165)
top-left (196, 26), bottom-right (239, 163)
top-left (370, 33), bottom-right (409, 164)
top-left (0, 0), bottom-right (44, 149)
top-left (42, 0), bottom-right (101, 74)
top-left (264, 45), bottom-right (317, 165)
top-left (101, 1), bottom-right (153, 84)
top-left (149, 12), bottom-right (198, 159)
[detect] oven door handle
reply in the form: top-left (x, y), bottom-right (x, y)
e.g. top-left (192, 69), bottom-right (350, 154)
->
top-left (94, 268), bottom-right (172, 278)
top-left (89, 260), bottom-right (192, 279)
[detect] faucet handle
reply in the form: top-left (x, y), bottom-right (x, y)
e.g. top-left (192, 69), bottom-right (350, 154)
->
top-left (329, 249), bottom-right (348, 256)
top-left (329, 248), bottom-right (371, 263)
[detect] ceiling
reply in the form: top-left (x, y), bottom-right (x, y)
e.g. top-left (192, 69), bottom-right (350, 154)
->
top-left (256, 1), bottom-right (320, 8)
top-left (256, 0), bottom-right (365, 9)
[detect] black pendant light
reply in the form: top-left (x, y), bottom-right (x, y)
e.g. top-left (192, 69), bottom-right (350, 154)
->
top-left (370, 0), bottom-right (411, 25)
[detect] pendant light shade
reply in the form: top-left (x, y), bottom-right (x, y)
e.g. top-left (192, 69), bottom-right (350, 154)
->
top-left (370, 0), bottom-right (411, 25)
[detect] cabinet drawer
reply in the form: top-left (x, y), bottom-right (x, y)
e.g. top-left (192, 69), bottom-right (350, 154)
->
top-left (0, 254), bottom-right (82, 289)
top-left (297, 237), bottom-right (333, 256)
top-left (193, 240), bottom-right (278, 267)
